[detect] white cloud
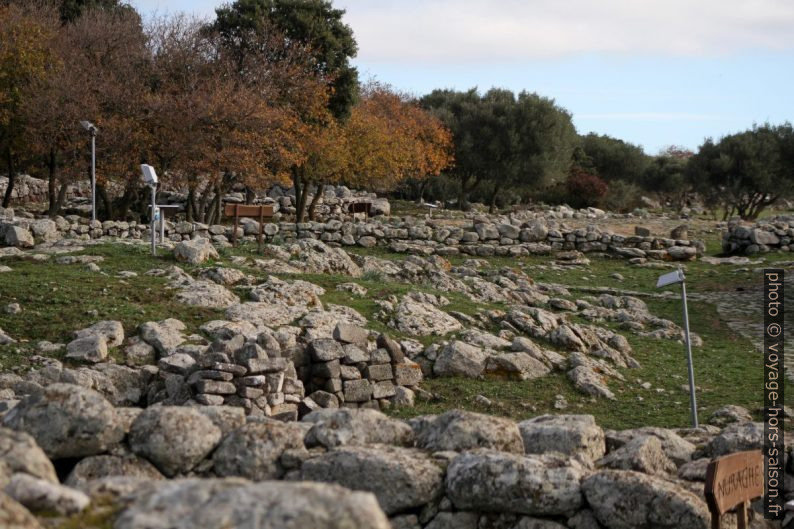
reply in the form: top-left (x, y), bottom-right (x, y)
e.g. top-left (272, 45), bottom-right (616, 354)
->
top-left (339, 0), bottom-right (794, 62)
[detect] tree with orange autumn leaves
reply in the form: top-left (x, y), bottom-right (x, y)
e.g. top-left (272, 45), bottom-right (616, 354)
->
top-left (293, 82), bottom-right (454, 221)
top-left (2, 3), bottom-right (453, 221)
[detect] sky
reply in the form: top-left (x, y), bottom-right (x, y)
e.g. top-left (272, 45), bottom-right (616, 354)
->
top-left (130, 0), bottom-right (794, 154)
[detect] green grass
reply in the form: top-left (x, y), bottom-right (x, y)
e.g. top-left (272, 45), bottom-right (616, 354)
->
top-left (1, 236), bottom-right (790, 431)
top-left (0, 243), bottom-right (223, 369)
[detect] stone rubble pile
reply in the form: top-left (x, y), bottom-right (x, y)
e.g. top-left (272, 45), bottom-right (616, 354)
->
top-left (0, 386), bottom-right (786, 529)
top-left (723, 215), bottom-right (794, 254)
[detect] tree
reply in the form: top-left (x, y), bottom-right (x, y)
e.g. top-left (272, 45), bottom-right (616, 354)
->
top-left (687, 123), bottom-right (794, 220)
top-left (641, 147), bottom-right (693, 211)
top-left (212, 0), bottom-right (358, 120)
top-left (422, 88), bottom-right (576, 212)
top-left (212, 0), bottom-right (359, 222)
top-left (0, 4), bottom-right (52, 207)
top-left (579, 133), bottom-right (650, 183)
top-left (57, 0), bottom-right (135, 24)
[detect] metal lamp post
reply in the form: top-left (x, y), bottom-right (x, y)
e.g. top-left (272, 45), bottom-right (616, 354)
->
top-left (80, 121), bottom-right (98, 223)
top-left (656, 267), bottom-right (699, 428)
top-left (140, 164), bottom-right (159, 256)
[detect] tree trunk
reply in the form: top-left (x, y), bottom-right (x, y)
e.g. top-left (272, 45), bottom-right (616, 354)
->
top-left (47, 148), bottom-right (58, 217)
top-left (488, 182), bottom-right (502, 214)
top-left (292, 167), bottom-right (311, 224)
top-left (308, 183), bottom-right (325, 221)
top-left (2, 148), bottom-right (15, 208)
top-left (53, 183), bottom-right (68, 217)
top-left (186, 188), bottom-right (195, 222)
top-left (245, 186), bottom-right (255, 204)
top-left (97, 183), bottom-right (112, 221)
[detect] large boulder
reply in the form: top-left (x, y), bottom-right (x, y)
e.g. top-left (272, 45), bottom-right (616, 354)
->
top-left (393, 300), bottom-right (462, 337)
top-left (212, 422), bottom-right (307, 480)
top-left (73, 320), bottom-right (124, 347)
top-left (5, 473), bottom-right (89, 515)
top-left (3, 226), bottom-right (34, 248)
top-left (301, 444), bottom-right (444, 515)
top-left (138, 319), bottom-right (186, 356)
top-left (176, 280), bottom-right (239, 309)
top-left (173, 238), bottom-right (219, 265)
top-left (596, 436), bottom-right (676, 476)
top-left (128, 407), bottom-right (222, 477)
top-left (0, 427), bottom-right (57, 483)
top-left (705, 421), bottom-right (763, 457)
top-left (65, 454), bottom-right (164, 489)
top-left (518, 415), bottom-right (605, 462)
top-left (433, 341), bottom-right (489, 378)
top-left (446, 450), bottom-right (585, 515)
top-left (302, 408), bottom-right (414, 448)
top-left (0, 490), bottom-right (42, 529)
top-left (606, 427), bottom-right (696, 465)
top-left (3, 383), bottom-right (123, 459)
top-left (582, 470), bottom-right (709, 529)
top-left (414, 410), bottom-right (524, 453)
top-left (114, 479), bottom-right (391, 529)
top-left (485, 352), bottom-right (550, 380)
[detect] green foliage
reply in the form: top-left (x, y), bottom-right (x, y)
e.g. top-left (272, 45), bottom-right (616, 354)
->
top-left (580, 132), bottom-right (650, 183)
top-left (600, 179), bottom-right (642, 213)
top-left (58, 0), bottom-right (135, 24)
top-left (687, 122), bottom-right (794, 220)
top-left (213, 0), bottom-right (358, 120)
top-left (421, 88), bottom-right (577, 211)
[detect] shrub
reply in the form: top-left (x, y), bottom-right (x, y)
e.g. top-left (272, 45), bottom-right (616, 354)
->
top-left (601, 180), bottom-right (643, 213)
top-left (565, 168), bottom-right (608, 209)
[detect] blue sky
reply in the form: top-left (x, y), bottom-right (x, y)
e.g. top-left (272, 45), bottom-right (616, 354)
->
top-left (131, 0), bottom-right (794, 154)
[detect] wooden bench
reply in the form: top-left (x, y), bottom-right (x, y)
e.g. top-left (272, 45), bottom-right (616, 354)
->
top-left (705, 450), bottom-right (763, 529)
top-left (347, 202), bottom-right (372, 218)
top-left (223, 204), bottom-right (274, 249)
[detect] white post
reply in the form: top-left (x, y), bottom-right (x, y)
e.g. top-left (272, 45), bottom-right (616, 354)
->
top-left (681, 278), bottom-right (699, 428)
top-left (150, 185), bottom-right (157, 256)
top-left (91, 132), bottom-right (96, 223)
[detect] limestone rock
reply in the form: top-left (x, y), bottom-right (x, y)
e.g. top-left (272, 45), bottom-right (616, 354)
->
top-left (0, 490), bottom-right (42, 529)
top-left (582, 469), bottom-right (709, 529)
top-left (301, 444), bottom-right (444, 515)
top-left (596, 436), bottom-right (676, 476)
top-left (65, 454), bottom-right (164, 489)
top-left (3, 383), bottom-right (123, 459)
top-left (485, 352), bottom-right (550, 381)
top-left (393, 300), bottom-right (462, 337)
top-left (114, 479), bottom-right (391, 529)
top-left (0, 427), bottom-right (57, 483)
top-left (213, 422), bottom-right (307, 480)
top-left (302, 408), bottom-right (414, 448)
top-left (65, 334), bottom-right (108, 363)
top-left (173, 238), bottom-right (219, 265)
top-left (414, 410), bottom-right (524, 453)
top-left (446, 450), bottom-right (585, 515)
top-left (518, 414), bottom-right (605, 462)
top-left (5, 473), bottom-right (89, 515)
top-left (128, 406), bottom-right (222, 477)
top-left (138, 318), bottom-right (186, 356)
top-left (705, 421), bottom-right (763, 457)
top-left (433, 341), bottom-right (489, 378)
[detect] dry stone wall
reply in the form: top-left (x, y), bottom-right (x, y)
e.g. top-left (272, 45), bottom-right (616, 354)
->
top-left (1, 211), bottom-right (704, 261)
top-left (723, 215), bottom-right (794, 254)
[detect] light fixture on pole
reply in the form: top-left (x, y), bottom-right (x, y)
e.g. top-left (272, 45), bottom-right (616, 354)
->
top-left (656, 267), bottom-right (699, 428)
top-left (140, 164), bottom-right (158, 256)
top-left (80, 121), bottom-right (98, 223)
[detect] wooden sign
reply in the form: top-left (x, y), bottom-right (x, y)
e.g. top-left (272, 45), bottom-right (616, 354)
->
top-left (347, 202), bottom-right (372, 217)
top-left (222, 204), bottom-right (274, 249)
top-left (704, 450), bottom-right (763, 529)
